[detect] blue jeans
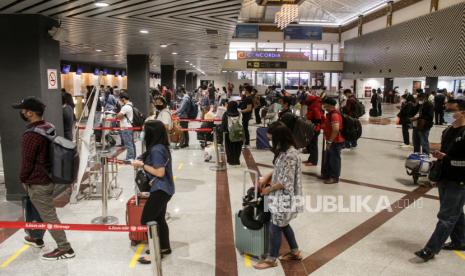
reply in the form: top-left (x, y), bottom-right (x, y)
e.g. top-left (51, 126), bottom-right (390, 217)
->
top-left (269, 223), bottom-right (299, 260)
top-left (322, 142), bottom-right (344, 179)
top-left (413, 128), bottom-right (430, 155)
top-left (120, 130), bottom-right (136, 160)
top-left (425, 181), bottom-right (465, 253)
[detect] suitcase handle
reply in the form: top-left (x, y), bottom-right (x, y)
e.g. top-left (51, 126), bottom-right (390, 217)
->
top-left (243, 170), bottom-right (259, 200)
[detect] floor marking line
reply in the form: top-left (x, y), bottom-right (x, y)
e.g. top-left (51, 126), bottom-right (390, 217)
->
top-left (0, 244), bottom-right (30, 268)
top-left (244, 254), bottom-right (252, 268)
top-left (177, 163), bottom-right (184, 171)
top-left (454, 250), bottom-right (465, 261)
top-left (173, 176), bottom-right (177, 181)
top-left (129, 243), bottom-right (145, 268)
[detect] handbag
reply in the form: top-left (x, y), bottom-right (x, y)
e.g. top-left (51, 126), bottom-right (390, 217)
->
top-left (135, 169), bottom-right (151, 192)
top-left (428, 160), bottom-right (443, 182)
top-left (169, 122), bottom-right (182, 143)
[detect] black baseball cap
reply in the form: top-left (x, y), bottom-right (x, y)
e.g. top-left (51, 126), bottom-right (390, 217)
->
top-left (12, 97), bottom-right (46, 113)
top-left (448, 99), bottom-right (465, 110)
top-left (323, 97), bottom-right (337, 106)
top-left (120, 92), bottom-right (130, 100)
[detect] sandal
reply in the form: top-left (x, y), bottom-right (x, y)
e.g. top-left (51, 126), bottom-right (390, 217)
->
top-left (253, 259), bottom-right (278, 270)
top-left (279, 251), bottom-right (303, 261)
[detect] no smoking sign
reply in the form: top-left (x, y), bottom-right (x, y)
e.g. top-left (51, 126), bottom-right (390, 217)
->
top-left (47, 69), bottom-right (58, 89)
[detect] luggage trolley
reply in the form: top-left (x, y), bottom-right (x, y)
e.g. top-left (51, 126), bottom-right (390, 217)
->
top-left (405, 153), bottom-right (432, 185)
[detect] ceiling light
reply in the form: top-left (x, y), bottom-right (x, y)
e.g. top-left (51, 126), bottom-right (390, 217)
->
top-left (96, 49), bottom-right (102, 52)
top-left (139, 29), bottom-right (149, 34)
top-left (193, 65), bottom-right (196, 68)
top-left (172, 52), bottom-right (178, 55)
top-left (160, 44), bottom-right (168, 48)
top-left (114, 54), bottom-right (119, 57)
top-left (94, 1), bottom-right (109, 7)
top-left (185, 60), bottom-right (189, 63)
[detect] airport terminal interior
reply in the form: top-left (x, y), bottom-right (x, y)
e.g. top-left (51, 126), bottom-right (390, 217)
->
top-left (1, 0), bottom-right (465, 275)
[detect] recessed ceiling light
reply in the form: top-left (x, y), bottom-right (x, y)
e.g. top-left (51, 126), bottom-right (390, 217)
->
top-left (193, 65), bottom-right (196, 68)
top-left (140, 29), bottom-right (149, 34)
top-left (96, 49), bottom-right (102, 52)
top-left (94, 1), bottom-right (109, 7)
top-left (171, 52), bottom-right (178, 55)
top-left (185, 60), bottom-right (189, 63)
top-left (160, 44), bottom-right (168, 48)
top-left (114, 54), bottom-right (119, 57)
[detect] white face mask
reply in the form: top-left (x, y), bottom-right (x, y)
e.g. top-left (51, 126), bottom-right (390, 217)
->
top-left (418, 100), bottom-right (424, 104)
top-left (444, 112), bottom-right (455, 124)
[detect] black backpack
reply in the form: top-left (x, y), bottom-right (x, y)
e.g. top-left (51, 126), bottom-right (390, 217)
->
top-left (340, 113), bottom-right (362, 142)
top-left (26, 125), bottom-right (79, 184)
top-left (352, 99), bottom-right (366, 118)
top-left (187, 96), bottom-right (199, 119)
top-left (280, 113), bottom-right (314, 149)
top-left (126, 104), bottom-right (145, 127)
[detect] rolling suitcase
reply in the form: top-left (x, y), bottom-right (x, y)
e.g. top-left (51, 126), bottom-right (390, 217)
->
top-left (126, 194), bottom-right (148, 245)
top-left (235, 170), bottom-right (269, 259)
top-left (256, 127), bottom-right (270, 150)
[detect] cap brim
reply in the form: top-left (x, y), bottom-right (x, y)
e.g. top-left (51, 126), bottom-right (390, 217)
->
top-left (12, 103), bottom-right (24, 109)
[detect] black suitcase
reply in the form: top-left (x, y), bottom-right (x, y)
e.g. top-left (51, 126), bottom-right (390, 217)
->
top-left (369, 108), bottom-right (377, 117)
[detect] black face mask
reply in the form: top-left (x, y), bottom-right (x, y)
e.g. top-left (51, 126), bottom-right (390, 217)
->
top-left (155, 105), bottom-right (164, 110)
top-left (20, 111), bottom-right (28, 122)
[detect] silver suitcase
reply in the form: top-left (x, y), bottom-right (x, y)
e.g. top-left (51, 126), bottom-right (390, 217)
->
top-left (234, 170), bottom-right (269, 259)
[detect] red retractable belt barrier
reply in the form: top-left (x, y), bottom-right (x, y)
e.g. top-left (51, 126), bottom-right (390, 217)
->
top-left (77, 126), bottom-right (142, 131)
top-left (179, 128), bottom-right (213, 132)
top-left (0, 221), bottom-right (147, 232)
top-left (176, 119), bottom-right (222, 122)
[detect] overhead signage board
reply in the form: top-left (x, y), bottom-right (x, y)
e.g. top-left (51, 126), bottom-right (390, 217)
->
top-left (284, 26), bottom-right (322, 40)
top-left (235, 25), bottom-right (259, 39)
top-left (246, 61), bottom-right (287, 69)
top-left (237, 51), bottom-right (310, 60)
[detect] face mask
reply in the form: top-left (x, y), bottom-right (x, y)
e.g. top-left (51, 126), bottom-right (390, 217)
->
top-left (275, 103), bottom-right (282, 111)
top-left (139, 131), bottom-right (145, 141)
top-left (444, 112), bottom-right (455, 124)
top-left (20, 111), bottom-right (28, 122)
top-left (418, 100), bottom-right (424, 104)
top-left (155, 105), bottom-right (164, 111)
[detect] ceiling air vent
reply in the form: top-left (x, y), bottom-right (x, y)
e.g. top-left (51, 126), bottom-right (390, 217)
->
top-left (206, 29), bottom-right (218, 35)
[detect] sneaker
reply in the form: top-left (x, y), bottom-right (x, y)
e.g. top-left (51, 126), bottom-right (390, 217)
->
top-left (400, 144), bottom-right (411, 148)
top-left (414, 248), bottom-right (434, 262)
top-left (41, 248), bottom-right (75, 261)
top-left (24, 236), bottom-right (44, 248)
top-left (442, 242), bottom-right (465, 251)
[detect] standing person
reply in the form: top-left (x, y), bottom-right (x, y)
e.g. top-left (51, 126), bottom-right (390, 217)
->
top-left (434, 90), bottom-right (446, 125)
top-left (398, 94), bottom-right (415, 148)
top-left (415, 99), bottom-right (465, 262)
top-left (200, 88), bottom-right (211, 120)
top-left (165, 88), bottom-right (172, 110)
top-left (219, 86), bottom-right (228, 105)
top-left (411, 92), bottom-right (434, 155)
top-left (227, 82), bottom-right (234, 97)
top-left (12, 97), bottom-right (75, 260)
top-left (117, 92), bottom-right (136, 160)
top-left (321, 98), bottom-right (345, 184)
top-left (341, 89), bottom-right (359, 149)
top-left (252, 89), bottom-right (262, 125)
top-left (176, 88), bottom-right (191, 148)
top-left (221, 101), bottom-right (243, 166)
top-left (253, 125), bottom-right (303, 270)
top-left (146, 96), bottom-right (173, 131)
top-left (370, 89), bottom-right (379, 117)
top-left (240, 86), bottom-right (254, 148)
top-left (132, 120), bottom-right (175, 264)
top-left (62, 92), bottom-right (75, 141)
top-left (304, 94), bottom-right (323, 166)
top-left (103, 88), bottom-right (117, 112)
top-left (277, 96), bottom-right (292, 119)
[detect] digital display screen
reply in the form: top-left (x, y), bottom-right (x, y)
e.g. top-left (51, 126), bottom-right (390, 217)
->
top-left (61, 64), bottom-right (71, 74)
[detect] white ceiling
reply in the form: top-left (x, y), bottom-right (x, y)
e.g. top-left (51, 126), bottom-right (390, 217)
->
top-left (0, 0), bottom-right (244, 73)
top-left (239, 0), bottom-right (388, 25)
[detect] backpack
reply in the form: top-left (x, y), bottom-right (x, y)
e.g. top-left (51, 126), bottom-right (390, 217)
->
top-left (26, 125), bottom-right (79, 185)
top-left (340, 113), bottom-right (362, 142)
top-left (126, 104), bottom-right (145, 128)
top-left (228, 115), bottom-right (244, 142)
top-left (280, 113), bottom-right (314, 149)
top-left (352, 99), bottom-right (366, 118)
top-left (187, 96), bottom-right (199, 119)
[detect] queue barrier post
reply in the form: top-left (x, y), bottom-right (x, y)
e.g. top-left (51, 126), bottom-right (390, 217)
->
top-left (91, 156), bottom-right (119, 225)
top-left (147, 221), bottom-right (163, 276)
top-left (210, 126), bottom-right (226, 171)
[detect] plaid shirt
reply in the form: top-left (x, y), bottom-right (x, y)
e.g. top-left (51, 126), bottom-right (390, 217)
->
top-left (20, 121), bottom-right (52, 185)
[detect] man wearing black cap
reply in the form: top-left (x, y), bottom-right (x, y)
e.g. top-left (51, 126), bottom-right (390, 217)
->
top-left (415, 99), bottom-right (465, 262)
top-left (12, 97), bottom-right (75, 261)
top-left (410, 90), bottom-right (434, 155)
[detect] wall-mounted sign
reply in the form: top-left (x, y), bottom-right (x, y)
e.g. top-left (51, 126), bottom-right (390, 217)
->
top-left (284, 26), bottom-right (322, 40)
top-left (235, 25), bottom-right (259, 39)
top-left (47, 69), bottom-right (58, 89)
top-left (238, 51), bottom-right (310, 60)
top-left (246, 61), bottom-right (287, 69)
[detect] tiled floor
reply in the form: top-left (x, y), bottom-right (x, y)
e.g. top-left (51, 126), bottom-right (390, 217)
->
top-left (0, 104), bottom-right (464, 275)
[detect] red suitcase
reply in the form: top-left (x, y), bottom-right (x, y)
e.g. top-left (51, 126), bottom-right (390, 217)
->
top-left (126, 195), bottom-right (148, 245)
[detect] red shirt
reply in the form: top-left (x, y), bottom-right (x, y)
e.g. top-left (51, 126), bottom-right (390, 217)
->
top-left (20, 121), bottom-right (53, 185)
top-left (305, 95), bottom-right (323, 132)
top-left (324, 111), bottom-right (345, 143)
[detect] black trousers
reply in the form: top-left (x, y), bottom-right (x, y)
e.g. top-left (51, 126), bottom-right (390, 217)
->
top-left (225, 134), bottom-right (242, 165)
top-left (401, 123), bottom-right (410, 145)
top-left (141, 190), bottom-right (172, 250)
top-left (435, 109), bottom-right (444, 125)
top-left (179, 121), bottom-right (189, 146)
top-left (254, 107), bottom-right (262, 124)
top-left (242, 114), bottom-right (251, 146)
top-left (307, 132), bottom-right (320, 165)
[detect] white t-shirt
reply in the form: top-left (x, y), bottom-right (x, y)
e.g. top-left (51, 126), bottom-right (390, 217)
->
top-left (146, 108), bottom-right (173, 129)
top-left (120, 102), bottom-right (133, 128)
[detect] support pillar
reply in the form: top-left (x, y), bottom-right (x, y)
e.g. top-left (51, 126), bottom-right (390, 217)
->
top-left (176, 70), bottom-right (186, 90)
top-left (161, 65), bottom-right (174, 90)
top-left (193, 74), bottom-right (198, 90)
top-left (387, 1), bottom-right (394, 27)
top-left (0, 14), bottom-right (63, 201)
top-left (425, 77), bottom-right (438, 94)
top-left (186, 72), bottom-right (194, 92)
top-left (127, 54), bottom-right (150, 115)
top-left (357, 15), bottom-right (364, 36)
